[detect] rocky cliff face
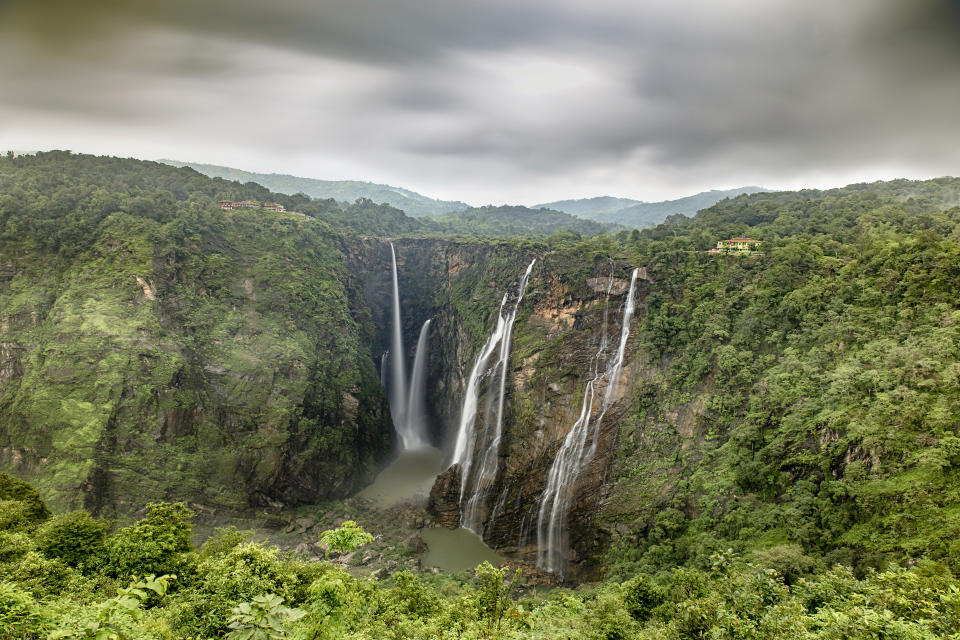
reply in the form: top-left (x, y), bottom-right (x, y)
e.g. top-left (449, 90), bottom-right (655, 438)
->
top-left (0, 204), bottom-right (395, 515)
top-left (382, 244), bottom-right (652, 580)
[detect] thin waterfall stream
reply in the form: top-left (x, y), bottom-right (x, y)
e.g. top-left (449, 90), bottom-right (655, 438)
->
top-left (536, 268), bottom-right (639, 576)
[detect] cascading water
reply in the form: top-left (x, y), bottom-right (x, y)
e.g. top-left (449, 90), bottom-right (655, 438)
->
top-left (403, 319), bottom-right (432, 448)
top-left (380, 351), bottom-right (389, 390)
top-left (388, 243), bottom-right (409, 446)
top-left (386, 243), bottom-right (432, 449)
top-left (451, 259), bottom-right (536, 533)
top-left (537, 267), bottom-right (639, 576)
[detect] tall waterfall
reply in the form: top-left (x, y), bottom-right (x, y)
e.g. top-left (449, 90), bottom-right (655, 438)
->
top-left (451, 259), bottom-right (536, 533)
top-left (537, 267), bottom-right (639, 575)
top-left (388, 243), bottom-right (409, 444)
top-left (404, 319), bottom-right (432, 448)
top-left (386, 243), bottom-right (431, 449)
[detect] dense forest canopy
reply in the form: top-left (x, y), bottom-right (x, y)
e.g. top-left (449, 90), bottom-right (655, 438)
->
top-left (1, 152), bottom-right (960, 638)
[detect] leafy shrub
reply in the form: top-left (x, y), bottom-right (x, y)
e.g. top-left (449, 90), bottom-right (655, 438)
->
top-left (0, 474), bottom-right (50, 531)
top-left (622, 574), bottom-right (664, 622)
top-left (472, 562), bottom-right (520, 633)
top-left (48, 574), bottom-right (174, 640)
top-left (317, 520), bottom-right (373, 554)
top-left (0, 580), bottom-right (47, 639)
top-left (752, 544), bottom-right (818, 585)
top-left (0, 531), bottom-right (33, 564)
top-left (170, 542), bottom-right (298, 638)
top-left (3, 551), bottom-right (79, 598)
top-left (104, 502), bottom-right (193, 578)
top-left (384, 570), bottom-right (442, 618)
top-left (226, 593), bottom-right (305, 640)
top-left (199, 526), bottom-right (254, 559)
top-left (36, 511), bottom-right (107, 570)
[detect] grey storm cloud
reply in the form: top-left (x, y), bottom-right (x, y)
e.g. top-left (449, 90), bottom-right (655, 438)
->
top-left (1, 0), bottom-right (959, 203)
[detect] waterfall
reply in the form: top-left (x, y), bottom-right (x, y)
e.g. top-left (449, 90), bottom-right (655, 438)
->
top-left (451, 259), bottom-right (536, 533)
top-left (380, 351), bottom-right (389, 390)
top-left (537, 267), bottom-right (639, 576)
top-left (387, 242), bottom-right (418, 449)
top-left (403, 319), bottom-right (432, 449)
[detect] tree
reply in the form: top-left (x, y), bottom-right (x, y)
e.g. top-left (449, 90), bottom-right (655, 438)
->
top-left (317, 520), bottom-right (374, 554)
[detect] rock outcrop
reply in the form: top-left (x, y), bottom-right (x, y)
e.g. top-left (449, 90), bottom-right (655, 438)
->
top-left (427, 464), bottom-right (462, 529)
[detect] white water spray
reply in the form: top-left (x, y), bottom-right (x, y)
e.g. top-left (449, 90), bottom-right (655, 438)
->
top-left (537, 268), bottom-right (639, 576)
top-left (451, 259), bottom-right (536, 533)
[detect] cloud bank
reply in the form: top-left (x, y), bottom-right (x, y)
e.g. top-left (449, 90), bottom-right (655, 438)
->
top-left (2, 0), bottom-right (958, 203)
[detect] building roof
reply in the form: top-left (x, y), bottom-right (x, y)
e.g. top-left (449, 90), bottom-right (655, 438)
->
top-left (723, 237), bottom-right (760, 242)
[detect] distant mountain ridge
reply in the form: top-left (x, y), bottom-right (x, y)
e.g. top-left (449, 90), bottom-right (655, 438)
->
top-left (432, 204), bottom-right (617, 237)
top-left (536, 186), bottom-right (769, 228)
top-left (158, 160), bottom-right (469, 217)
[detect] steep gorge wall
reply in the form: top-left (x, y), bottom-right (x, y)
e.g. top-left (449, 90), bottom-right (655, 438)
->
top-left (0, 209), bottom-right (395, 515)
top-left (358, 240), bottom-right (653, 580)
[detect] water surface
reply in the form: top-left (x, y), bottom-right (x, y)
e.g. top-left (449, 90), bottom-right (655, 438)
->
top-left (421, 527), bottom-right (505, 572)
top-left (357, 446), bottom-right (446, 507)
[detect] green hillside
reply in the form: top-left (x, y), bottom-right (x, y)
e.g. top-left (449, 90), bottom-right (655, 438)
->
top-left (0, 152), bottom-right (393, 513)
top-left (602, 177), bottom-right (960, 577)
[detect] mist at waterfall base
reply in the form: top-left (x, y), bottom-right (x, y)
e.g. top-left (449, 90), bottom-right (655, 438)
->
top-left (537, 268), bottom-right (640, 577)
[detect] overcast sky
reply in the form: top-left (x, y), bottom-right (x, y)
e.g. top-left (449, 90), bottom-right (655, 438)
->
top-left (1, 0), bottom-right (958, 205)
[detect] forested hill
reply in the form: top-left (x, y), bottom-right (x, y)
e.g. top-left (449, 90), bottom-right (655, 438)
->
top-left (431, 204), bottom-right (617, 237)
top-left (160, 159), bottom-right (469, 217)
top-left (597, 174), bottom-right (960, 579)
top-left (0, 151), bottom-right (395, 511)
top-left (537, 186), bottom-right (768, 227)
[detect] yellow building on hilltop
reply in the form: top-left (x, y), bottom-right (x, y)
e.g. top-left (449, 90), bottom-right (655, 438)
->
top-left (707, 237), bottom-right (763, 255)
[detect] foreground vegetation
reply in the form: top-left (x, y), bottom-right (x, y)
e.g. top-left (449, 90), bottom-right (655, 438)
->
top-left (2, 473), bottom-right (959, 639)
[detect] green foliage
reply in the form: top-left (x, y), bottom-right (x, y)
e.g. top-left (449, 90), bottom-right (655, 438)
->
top-left (2, 551), bottom-right (79, 598)
top-left (622, 574), bottom-right (664, 622)
top-left (604, 179), bottom-right (960, 577)
top-left (0, 474), bottom-right (953, 640)
top-left (49, 574), bottom-right (174, 640)
top-left (199, 526), bottom-right (255, 559)
top-left (104, 503), bottom-right (193, 578)
top-left (36, 511), bottom-right (107, 570)
top-left (166, 160), bottom-right (467, 217)
top-left (0, 473), bottom-right (50, 530)
top-left (226, 593), bottom-right (305, 640)
top-left (432, 204), bottom-right (617, 238)
top-left (170, 541), bottom-right (299, 638)
top-left (752, 544), bottom-right (819, 586)
top-left (472, 561), bottom-right (521, 632)
top-left (0, 580), bottom-right (47, 639)
top-left (0, 531), bottom-right (33, 564)
top-left (317, 520), bottom-right (374, 554)
top-left (0, 152), bottom-right (392, 513)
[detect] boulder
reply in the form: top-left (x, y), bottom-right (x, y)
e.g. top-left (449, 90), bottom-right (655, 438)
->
top-left (402, 533), bottom-right (428, 554)
top-left (293, 516), bottom-right (315, 534)
top-left (427, 464), bottom-right (462, 529)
